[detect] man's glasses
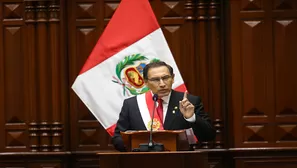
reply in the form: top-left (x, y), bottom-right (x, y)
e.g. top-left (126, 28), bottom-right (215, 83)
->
top-left (147, 75), bottom-right (172, 84)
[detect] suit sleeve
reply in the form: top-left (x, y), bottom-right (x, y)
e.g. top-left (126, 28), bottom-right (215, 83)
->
top-left (111, 99), bottom-right (130, 152)
top-left (189, 96), bottom-right (216, 141)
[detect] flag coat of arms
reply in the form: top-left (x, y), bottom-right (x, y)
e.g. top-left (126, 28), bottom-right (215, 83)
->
top-left (72, 0), bottom-right (186, 136)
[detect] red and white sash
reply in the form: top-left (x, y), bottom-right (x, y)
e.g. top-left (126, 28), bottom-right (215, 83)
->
top-left (136, 92), bottom-right (164, 131)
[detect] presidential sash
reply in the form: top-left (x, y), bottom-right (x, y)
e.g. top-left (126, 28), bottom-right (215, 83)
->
top-left (136, 92), bottom-right (164, 131)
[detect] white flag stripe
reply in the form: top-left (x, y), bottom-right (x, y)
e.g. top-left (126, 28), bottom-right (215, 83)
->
top-left (72, 28), bottom-right (184, 129)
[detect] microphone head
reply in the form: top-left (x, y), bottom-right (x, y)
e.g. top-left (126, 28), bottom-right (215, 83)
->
top-left (152, 94), bottom-right (158, 101)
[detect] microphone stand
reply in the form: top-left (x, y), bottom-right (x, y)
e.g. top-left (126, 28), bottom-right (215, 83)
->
top-left (148, 96), bottom-right (157, 148)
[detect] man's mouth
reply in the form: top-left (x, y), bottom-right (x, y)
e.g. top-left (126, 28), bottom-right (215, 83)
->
top-left (159, 89), bottom-right (168, 93)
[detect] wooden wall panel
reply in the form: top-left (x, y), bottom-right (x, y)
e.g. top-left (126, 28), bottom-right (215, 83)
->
top-left (230, 0), bottom-right (297, 147)
top-left (0, 0), bottom-right (28, 152)
top-left (0, 0), bottom-right (66, 153)
top-left (0, 0), bottom-right (294, 167)
top-left (274, 19), bottom-right (297, 143)
top-left (72, 154), bottom-right (99, 168)
top-left (0, 153), bottom-right (66, 168)
top-left (236, 158), bottom-right (297, 168)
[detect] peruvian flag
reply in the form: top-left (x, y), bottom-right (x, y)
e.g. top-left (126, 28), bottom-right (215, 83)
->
top-left (72, 0), bottom-right (186, 136)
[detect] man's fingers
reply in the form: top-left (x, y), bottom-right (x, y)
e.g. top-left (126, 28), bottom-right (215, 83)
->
top-left (183, 90), bottom-right (188, 99)
top-left (179, 101), bottom-right (184, 111)
top-left (182, 101), bottom-right (191, 107)
top-left (180, 99), bottom-right (193, 110)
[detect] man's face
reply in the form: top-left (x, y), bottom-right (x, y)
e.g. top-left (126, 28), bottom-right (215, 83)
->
top-left (145, 66), bottom-right (174, 98)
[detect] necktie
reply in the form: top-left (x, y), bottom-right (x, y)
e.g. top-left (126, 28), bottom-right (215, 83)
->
top-left (157, 99), bottom-right (163, 123)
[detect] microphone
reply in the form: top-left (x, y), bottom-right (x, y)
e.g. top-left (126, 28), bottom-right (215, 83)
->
top-left (137, 94), bottom-right (164, 152)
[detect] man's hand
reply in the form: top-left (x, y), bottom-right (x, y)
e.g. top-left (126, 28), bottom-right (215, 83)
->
top-left (179, 91), bottom-right (195, 119)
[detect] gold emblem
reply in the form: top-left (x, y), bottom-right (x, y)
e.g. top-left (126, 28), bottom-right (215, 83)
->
top-left (124, 66), bottom-right (144, 88)
top-left (147, 118), bottom-right (161, 131)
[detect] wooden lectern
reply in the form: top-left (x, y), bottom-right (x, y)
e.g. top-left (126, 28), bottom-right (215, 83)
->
top-left (97, 129), bottom-right (208, 168)
top-left (120, 129), bottom-right (196, 151)
top-left (98, 151), bottom-right (208, 168)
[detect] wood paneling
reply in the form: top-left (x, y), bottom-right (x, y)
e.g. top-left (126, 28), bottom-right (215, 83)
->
top-left (234, 148), bottom-right (297, 168)
top-left (0, 0), bottom-right (28, 152)
top-left (0, 0), bottom-right (67, 153)
top-left (237, 159), bottom-right (297, 168)
top-left (194, 0), bottom-right (224, 149)
top-left (230, 0), bottom-right (297, 147)
top-left (98, 151), bottom-right (208, 168)
top-left (0, 152), bottom-right (66, 168)
top-left (24, 1), bottom-right (38, 152)
top-left (0, 0), bottom-right (296, 167)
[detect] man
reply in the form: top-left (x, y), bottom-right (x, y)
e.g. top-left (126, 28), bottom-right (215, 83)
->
top-left (112, 61), bottom-right (215, 151)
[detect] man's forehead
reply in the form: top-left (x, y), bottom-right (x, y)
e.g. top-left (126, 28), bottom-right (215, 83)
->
top-left (147, 66), bottom-right (170, 76)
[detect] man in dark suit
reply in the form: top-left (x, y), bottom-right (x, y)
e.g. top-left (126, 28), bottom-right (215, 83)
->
top-left (112, 61), bottom-right (215, 151)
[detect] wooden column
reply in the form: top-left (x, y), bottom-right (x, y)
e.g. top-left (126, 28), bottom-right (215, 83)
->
top-left (49, 0), bottom-right (63, 152)
top-left (208, 0), bottom-right (224, 149)
top-left (194, 0), bottom-right (224, 149)
top-left (36, 1), bottom-right (51, 152)
top-left (0, 0), bottom-right (5, 152)
top-left (182, 0), bottom-right (198, 95)
top-left (25, 1), bottom-right (39, 152)
top-left (195, 0), bottom-right (211, 149)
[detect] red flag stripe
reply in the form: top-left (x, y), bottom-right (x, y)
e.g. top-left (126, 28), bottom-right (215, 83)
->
top-left (106, 124), bottom-right (117, 136)
top-left (79, 0), bottom-right (159, 74)
top-left (174, 84), bottom-right (187, 92)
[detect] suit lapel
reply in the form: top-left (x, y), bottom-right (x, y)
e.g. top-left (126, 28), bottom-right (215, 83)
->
top-left (163, 90), bottom-right (181, 129)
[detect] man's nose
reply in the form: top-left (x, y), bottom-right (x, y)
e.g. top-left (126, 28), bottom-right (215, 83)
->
top-left (159, 79), bottom-right (166, 86)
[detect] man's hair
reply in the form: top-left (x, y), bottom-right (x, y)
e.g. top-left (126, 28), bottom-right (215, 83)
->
top-left (143, 61), bottom-right (174, 80)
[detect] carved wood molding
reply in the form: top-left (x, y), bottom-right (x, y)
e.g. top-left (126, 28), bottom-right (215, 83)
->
top-left (184, 0), bottom-right (195, 20)
top-left (193, 0), bottom-right (224, 149)
top-left (24, 0), bottom-right (63, 152)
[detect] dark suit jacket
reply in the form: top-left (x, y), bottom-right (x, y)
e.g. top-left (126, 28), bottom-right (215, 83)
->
top-left (112, 90), bottom-right (216, 151)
